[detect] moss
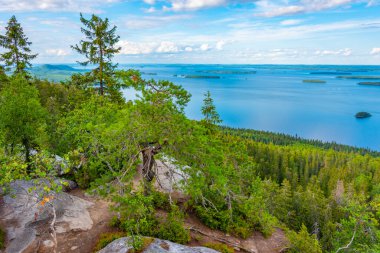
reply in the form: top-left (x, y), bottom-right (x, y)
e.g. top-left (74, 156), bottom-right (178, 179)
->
top-left (202, 242), bottom-right (234, 253)
top-left (93, 232), bottom-right (127, 251)
top-left (0, 227), bottom-right (5, 249)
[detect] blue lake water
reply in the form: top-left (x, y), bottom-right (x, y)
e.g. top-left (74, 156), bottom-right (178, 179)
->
top-left (119, 64), bottom-right (380, 151)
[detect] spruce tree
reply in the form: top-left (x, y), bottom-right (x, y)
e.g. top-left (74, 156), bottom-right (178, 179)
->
top-left (0, 15), bottom-right (37, 74)
top-left (72, 13), bottom-right (121, 96)
top-left (201, 90), bottom-right (222, 126)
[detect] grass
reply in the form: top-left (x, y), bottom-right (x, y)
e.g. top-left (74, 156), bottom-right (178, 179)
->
top-left (337, 76), bottom-right (380, 80)
top-left (302, 79), bottom-right (326, 83)
top-left (202, 242), bottom-right (234, 253)
top-left (94, 232), bottom-right (127, 251)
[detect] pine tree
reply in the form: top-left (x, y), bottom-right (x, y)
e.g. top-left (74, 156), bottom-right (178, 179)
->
top-left (201, 91), bottom-right (222, 126)
top-left (72, 13), bottom-right (121, 96)
top-left (0, 15), bottom-right (37, 74)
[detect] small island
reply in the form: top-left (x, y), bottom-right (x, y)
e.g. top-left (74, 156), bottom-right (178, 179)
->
top-left (310, 72), bottom-right (351, 75)
top-left (184, 75), bottom-right (220, 79)
top-left (303, 79), bottom-right (326, 83)
top-left (358, 82), bottom-right (380, 86)
top-left (355, 112), bottom-right (372, 119)
top-left (337, 76), bottom-right (380, 80)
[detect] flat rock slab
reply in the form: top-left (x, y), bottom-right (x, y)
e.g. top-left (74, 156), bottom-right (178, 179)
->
top-left (98, 237), bottom-right (219, 253)
top-left (0, 179), bottom-right (94, 253)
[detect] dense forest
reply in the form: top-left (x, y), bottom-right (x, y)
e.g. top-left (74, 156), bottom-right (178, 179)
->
top-left (0, 14), bottom-right (379, 253)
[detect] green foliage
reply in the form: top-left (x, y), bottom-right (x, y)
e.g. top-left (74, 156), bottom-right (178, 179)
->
top-left (113, 188), bottom-right (189, 244)
top-left (72, 13), bottom-right (121, 96)
top-left (113, 188), bottom-right (158, 236)
top-left (202, 242), bottom-right (234, 253)
top-left (0, 76), bottom-right (47, 168)
top-left (156, 206), bottom-right (190, 244)
top-left (201, 91), bottom-right (222, 129)
top-left (0, 15), bottom-right (37, 75)
top-left (287, 225), bottom-right (322, 253)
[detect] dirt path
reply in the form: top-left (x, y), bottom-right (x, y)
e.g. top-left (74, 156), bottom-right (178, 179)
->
top-left (40, 189), bottom-right (119, 253)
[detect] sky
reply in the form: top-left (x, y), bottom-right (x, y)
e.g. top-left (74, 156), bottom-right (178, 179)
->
top-left (0, 0), bottom-right (379, 64)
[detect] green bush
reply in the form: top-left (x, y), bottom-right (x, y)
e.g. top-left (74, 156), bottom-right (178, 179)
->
top-left (156, 206), bottom-right (190, 244)
top-left (287, 225), bottom-right (322, 253)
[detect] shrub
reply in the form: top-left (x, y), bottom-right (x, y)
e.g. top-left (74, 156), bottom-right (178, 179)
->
top-left (287, 225), bottom-right (322, 253)
top-left (156, 206), bottom-right (190, 244)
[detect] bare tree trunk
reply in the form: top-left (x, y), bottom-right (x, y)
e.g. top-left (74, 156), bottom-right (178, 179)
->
top-left (141, 143), bottom-right (162, 194)
top-left (99, 46), bottom-right (104, 96)
top-left (22, 138), bottom-right (31, 173)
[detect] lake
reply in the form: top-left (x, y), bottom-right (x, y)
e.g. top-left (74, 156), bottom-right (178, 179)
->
top-left (120, 64), bottom-right (380, 151)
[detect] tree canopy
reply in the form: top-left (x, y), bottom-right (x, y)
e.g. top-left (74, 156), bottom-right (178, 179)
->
top-left (0, 16), bottom-right (37, 75)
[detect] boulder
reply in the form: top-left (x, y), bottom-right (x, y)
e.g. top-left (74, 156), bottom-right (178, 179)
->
top-left (0, 179), bottom-right (94, 253)
top-left (98, 237), bottom-right (219, 253)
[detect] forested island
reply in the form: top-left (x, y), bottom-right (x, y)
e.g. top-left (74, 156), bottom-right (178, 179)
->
top-left (0, 14), bottom-right (380, 253)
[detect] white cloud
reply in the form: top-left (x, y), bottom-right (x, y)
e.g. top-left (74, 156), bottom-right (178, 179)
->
top-left (185, 46), bottom-right (193, 52)
top-left (123, 15), bottom-right (191, 29)
top-left (164, 0), bottom-right (226, 11)
top-left (0, 0), bottom-right (120, 13)
top-left (117, 41), bottom-right (156, 55)
top-left (156, 41), bottom-right (179, 53)
top-left (370, 48), bottom-right (380, 55)
top-left (215, 40), bottom-right (226, 50)
top-left (315, 48), bottom-right (352, 56)
top-left (144, 7), bottom-right (156, 13)
top-left (255, 0), bottom-right (367, 17)
top-left (45, 48), bottom-right (70, 56)
top-left (280, 19), bottom-right (304, 26)
top-left (144, 0), bottom-right (156, 4)
top-left (200, 43), bottom-right (211, 51)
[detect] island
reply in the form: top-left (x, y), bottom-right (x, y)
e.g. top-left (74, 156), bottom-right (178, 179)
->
top-left (358, 82), bottom-right (380, 86)
top-left (355, 112), bottom-right (372, 119)
top-left (302, 79), bottom-right (326, 83)
top-left (337, 76), bottom-right (380, 80)
top-left (184, 75), bottom-right (220, 79)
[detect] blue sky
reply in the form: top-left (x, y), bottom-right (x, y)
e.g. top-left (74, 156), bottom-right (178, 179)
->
top-left (0, 0), bottom-right (379, 64)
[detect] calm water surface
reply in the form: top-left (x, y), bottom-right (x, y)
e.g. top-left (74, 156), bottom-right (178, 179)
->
top-left (120, 64), bottom-right (380, 151)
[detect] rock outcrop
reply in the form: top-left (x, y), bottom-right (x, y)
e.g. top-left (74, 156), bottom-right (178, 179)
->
top-left (98, 237), bottom-right (219, 253)
top-left (0, 179), bottom-right (94, 253)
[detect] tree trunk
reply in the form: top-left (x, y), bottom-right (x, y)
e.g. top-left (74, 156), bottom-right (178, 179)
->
top-left (22, 138), bottom-right (31, 173)
top-left (141, 143), bottom-right (162, 194)
top-left (141, 147), bottom-right (157, 182)
top-left (99, 46), bottom-right (104, 96)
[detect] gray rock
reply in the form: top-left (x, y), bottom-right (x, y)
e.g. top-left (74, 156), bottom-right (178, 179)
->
top-left (98, 237), bottom-right (219, 253)
top-left (0, 179), bottom-right (93, 253)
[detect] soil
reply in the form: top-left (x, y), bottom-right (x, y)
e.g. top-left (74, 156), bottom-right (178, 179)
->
top-left (39, 189), bottom-right (120, 253)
